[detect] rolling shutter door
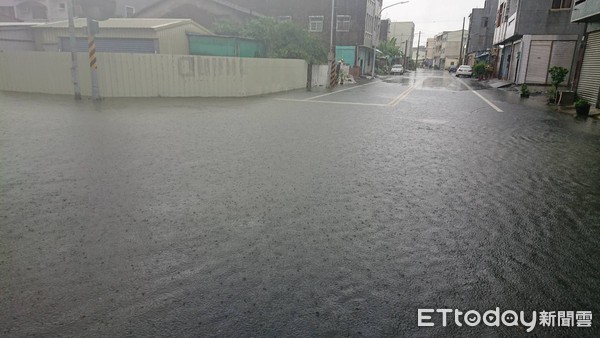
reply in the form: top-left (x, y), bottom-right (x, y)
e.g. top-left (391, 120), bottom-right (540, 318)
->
top-left (525, 41), bottom-right (551, 84)
top-left (577, 31), bottom-right (600, 108)
top-left (549, 41), bottom-right (576, 73)
top-left (60, 37), bottom-right (157, 53)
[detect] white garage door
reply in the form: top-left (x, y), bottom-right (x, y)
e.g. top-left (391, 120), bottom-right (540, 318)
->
top-left (525, 41), bottom-right (551, 84)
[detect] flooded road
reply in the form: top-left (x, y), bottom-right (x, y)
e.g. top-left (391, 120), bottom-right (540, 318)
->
top-left (1, 70), bottom-right (599, 336)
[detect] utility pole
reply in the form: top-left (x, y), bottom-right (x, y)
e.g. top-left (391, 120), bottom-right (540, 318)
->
top-left (371, 1), bottom-right (409, 79)
top-left (465, 13), bottom-right (472, 66)
top-left (370, 1), bottom-right (379, 79)
top-left (328, 0), bottom-right (336, 88)
top-left (404, 40), bottom-right (409, 70)
top-left (459, 16), bottom-right (466, 65)
top-left (87, 17), bottom-right (100, 100)
top-left (415, 31), bottom-right (421, 69)
top-left (80, 0), bottom-right (117, 100)
top-left (67, 0), bottom-right (81, 100)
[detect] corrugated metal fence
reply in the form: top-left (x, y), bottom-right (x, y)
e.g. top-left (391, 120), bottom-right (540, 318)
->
top-left (0, 51), bottom-right (307, 97)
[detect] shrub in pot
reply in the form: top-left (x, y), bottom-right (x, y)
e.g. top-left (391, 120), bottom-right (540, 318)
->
top-left (548, 66), bottom-right (569, 89)
top-left (547, 86), bottom-right (557, 104)
top-left (520, 84), bottom-right (530, 98)
top-left (547, 66), bottom-right (568, 104)
top-left (575, 98), bottom-right (590, 116)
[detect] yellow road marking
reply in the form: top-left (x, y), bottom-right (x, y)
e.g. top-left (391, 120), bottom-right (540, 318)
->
top-left (388, 85), bottom-right (415, 106)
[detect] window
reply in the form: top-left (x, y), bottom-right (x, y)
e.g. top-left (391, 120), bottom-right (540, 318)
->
top-left (0, 6), bottom-right (16, 19)
top-left (277, 16), bottom-right (292, 22)
top-left (58, 3), bottom-right (66, 11)
top-left (31, 4), bottom-right (47, 19)
top-left (336, 15), bottom-right (351, 32)
top-left (125, 6), bottom-right (135, 18)
top-left (309, 16), bottom-right (324, 32)
top-left (552, 0), bottom-right (572, 9)
top-left (365, 14), bottom-right (372, 32)
top-left (496, 3), bottom-right (504, 27)
top-left (482, 17), bottom-right (488, 28)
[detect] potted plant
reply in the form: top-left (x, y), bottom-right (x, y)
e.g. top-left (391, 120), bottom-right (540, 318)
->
top-left (548, 66), bottom-right (569, 104)
top-left (547, 86), bottom-right (557, 104)
top-left (575, 98), bottom-right (591, 116)
top-left (548, 66), bottom-right (569, 88)
top-left (520, 84), bottom-right (530, 98)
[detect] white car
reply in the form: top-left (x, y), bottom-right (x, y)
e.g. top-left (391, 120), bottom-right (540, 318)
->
top-left (455, 65), bottom-right (473, 77)
top-left (390, 64), bottom-right (404, 75)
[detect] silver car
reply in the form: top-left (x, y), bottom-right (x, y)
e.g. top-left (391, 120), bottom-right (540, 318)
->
top-left (456, 65), bottom-right (473, 77)
top-left (391, 64), bottom-right (404, 75)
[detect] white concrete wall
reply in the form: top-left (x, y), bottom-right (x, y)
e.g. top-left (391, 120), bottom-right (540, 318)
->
top-left (0, 51), bottom-right (308, 97)
top-left (311, 64), bottom-right (328, 87)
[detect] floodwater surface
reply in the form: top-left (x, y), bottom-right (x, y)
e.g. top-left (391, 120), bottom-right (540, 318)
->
top-left (1, 75), bottom-right (599, 336)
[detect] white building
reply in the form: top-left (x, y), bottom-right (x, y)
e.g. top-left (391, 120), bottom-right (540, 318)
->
top-left (0, 0), bottom-right (68, 21)
top-left (32, 18), bottom-right (212, 54)
top-left (388, 21), bottom-right (414, 60)
top-left (0, 0), bottom-right (156, 22)
top-left (433, 30), bottom-right (466, 70)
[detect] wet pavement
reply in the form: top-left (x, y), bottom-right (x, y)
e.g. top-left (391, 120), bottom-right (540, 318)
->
top-left (1, 70), bottom-right (599, 336)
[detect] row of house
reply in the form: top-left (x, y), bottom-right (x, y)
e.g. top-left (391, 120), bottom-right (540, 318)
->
top-left (493, 0), bottom-right (582, 86)
top-left (135, 0), bottom-right (385, 77)
top-left (0, 0), bottom-right (388, 76)
top-left (419, 0), bottom-right (599, 108)
top-left (462, 0), bottom-right (599, 108)
top-left (0, 0), bottom-right (147, 21)
top-left (421, 29), bottom-right (468, 70)
top-left (0, 1), bottom-right (431, 76)
top-left (2, 0), bottom-right (598, 106)
top-left (0, 18), bottom-right (213, 55)
top-left (428, 29), bottom-right (468, 70)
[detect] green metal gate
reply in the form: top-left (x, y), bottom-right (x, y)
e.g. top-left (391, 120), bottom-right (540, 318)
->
top-left (188, 34), bottom-right (265, 58)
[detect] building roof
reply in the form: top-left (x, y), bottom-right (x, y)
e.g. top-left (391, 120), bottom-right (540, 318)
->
top-left (135, 0), bottom-right (265, 18)
top-left (32, 18), bottom-right (212, 34)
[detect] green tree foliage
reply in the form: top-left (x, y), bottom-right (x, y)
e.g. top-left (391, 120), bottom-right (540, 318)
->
top-left (472, 62), bottom-right (487, 77)
top-left (377, 38), bottom-right (405, 73)
top-left (548, 66), bottom-right (569, 89)
top-left (214, 18), bottom-right (326, 64)
top-left (378, 37), bottom-right (403, 63)
top-left (213, 20), bottom-right (244, 36)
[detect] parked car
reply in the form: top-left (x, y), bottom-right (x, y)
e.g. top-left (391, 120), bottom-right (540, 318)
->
top-left (448, 65), bottom-right (457, 73)
top-left (390, 64), bottom-right (404, 75)
top-left (455, 65), bottom-right (473, 77)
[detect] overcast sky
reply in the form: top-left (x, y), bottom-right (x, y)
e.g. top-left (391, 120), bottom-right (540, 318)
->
top-left (382, 0), bottom-right (488, 46)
